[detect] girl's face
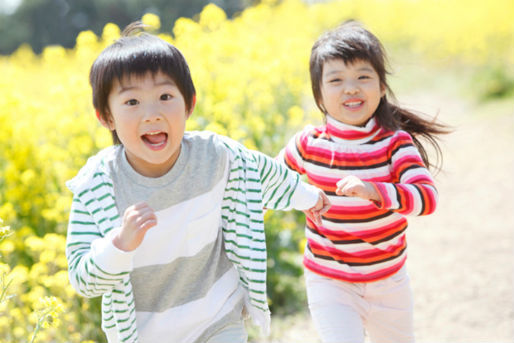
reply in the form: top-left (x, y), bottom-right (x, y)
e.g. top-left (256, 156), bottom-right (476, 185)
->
top-left (101, 71), bottom-right (193, 177)
top-left (320, 58), bottom-right (385, 127)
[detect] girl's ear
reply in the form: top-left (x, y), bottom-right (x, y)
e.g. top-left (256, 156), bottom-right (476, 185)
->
top-left (380, 84), bottom-right (387, 97)
top-left (96, 110), bottom-right (115, 130)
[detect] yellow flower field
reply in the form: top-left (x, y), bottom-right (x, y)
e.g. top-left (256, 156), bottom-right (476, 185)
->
top-left (0, 0), bottom-right (512, 341)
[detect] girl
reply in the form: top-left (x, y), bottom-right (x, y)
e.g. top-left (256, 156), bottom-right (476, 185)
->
top-left (280, 21), bottom-right (449, 343)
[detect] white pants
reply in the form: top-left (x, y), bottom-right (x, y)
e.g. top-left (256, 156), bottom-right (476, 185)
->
top-left (305, 266), bottom-right (415, 343)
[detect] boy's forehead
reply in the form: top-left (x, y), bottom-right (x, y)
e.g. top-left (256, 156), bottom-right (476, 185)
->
top-left (114, 71), bottom-right (177, 88)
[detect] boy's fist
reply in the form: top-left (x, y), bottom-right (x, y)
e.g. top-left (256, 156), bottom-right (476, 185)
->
top-left (112, 202), bottom-right (157, 252)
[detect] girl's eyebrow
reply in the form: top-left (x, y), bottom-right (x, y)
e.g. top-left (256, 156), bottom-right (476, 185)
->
top-left (357, 67), bottom-right (375, 73)
top-left (323, 69), bottom-right (345, 78)
top-left (323, 66), bottom-right (375, 77)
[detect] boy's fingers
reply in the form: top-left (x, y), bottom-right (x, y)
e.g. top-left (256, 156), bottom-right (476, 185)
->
top-left (141, 218), bottom-right (157, 231)
top-left (134, 209), bottom-right (157, 228)
top-left (132, 202), bottom-right (154, 212)
top-left (308, 210), bottom-right (321, 226)
top-left (314, 213), bottom-right (322, 226)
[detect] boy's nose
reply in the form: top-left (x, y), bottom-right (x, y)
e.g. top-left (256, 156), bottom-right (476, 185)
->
top-left (143, 104), bottom-right (162, 121)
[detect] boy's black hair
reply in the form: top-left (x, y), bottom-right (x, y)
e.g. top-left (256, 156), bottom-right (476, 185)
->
top-left (310, 20), bottom-right (450, 171)
top-left (90, 21), bottom-right (196, 144)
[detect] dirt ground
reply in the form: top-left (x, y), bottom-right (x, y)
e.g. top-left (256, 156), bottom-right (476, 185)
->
top-left (254, 89), bottom-right (514, 342)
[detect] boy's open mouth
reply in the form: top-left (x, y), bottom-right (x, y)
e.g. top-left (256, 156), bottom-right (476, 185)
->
top-left (142, 131), bottom-right (168, 150)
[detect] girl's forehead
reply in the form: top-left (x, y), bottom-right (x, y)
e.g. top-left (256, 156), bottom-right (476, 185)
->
top-left (325, 57), bottom-right (373, 67)
top-left (322, 58), bottom-right (376, 73)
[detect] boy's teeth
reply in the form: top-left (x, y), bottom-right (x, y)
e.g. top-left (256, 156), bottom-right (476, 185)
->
top-left (143, 132), bottom-right (167, 145)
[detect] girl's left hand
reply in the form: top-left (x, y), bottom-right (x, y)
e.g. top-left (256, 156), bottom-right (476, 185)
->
top-left (336, 175), bottom-right (380, 201)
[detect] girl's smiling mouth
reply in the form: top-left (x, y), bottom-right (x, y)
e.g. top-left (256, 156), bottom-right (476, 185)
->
top-left (343, 99), bottom-right (364, 110)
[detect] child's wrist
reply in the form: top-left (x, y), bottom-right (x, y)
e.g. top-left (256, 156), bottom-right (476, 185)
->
top-left (364, 182), bottom-right (381, 202)
top-left (112, 232), bottom-right (132, 252)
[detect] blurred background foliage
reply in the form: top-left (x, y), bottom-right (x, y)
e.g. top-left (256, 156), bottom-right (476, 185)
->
top-left (0, 0), bottom-right (513, 341)
top-left (0, 0), bottom-right (255, 54)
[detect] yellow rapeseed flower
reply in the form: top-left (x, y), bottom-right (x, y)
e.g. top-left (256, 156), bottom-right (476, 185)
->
top-left (0, 221), bottom-right (11, 241)
top-left (75, 30), bottom-right (98, 48)
top-left (142, 13), bottom-right (161, 31)
top-left (102, 23), bottom-right (120, 43)
top-left (199, 4), bottom-right (227, 31)
top-left (32, 296), bottom-right (65, 331)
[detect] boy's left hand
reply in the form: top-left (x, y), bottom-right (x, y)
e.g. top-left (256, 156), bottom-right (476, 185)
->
top-left (304, 190), bottom-right (331, 226)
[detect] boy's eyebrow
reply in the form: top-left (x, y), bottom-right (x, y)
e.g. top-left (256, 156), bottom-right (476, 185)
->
top-left (116, 79), bottom-right (177, 94)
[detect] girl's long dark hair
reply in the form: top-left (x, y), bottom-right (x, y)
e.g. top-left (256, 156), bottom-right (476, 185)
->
top-left (310, 20), bottom-right (450, 172)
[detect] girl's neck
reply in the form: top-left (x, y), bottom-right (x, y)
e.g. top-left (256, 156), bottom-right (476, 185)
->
top-left (325, 115), bottom-right (380, 144)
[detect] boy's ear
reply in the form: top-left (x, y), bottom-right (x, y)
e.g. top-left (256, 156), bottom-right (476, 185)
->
top-left (187, 95), bottom-right (196, 118)
top-left (96, 110), bottom-right (115, 130)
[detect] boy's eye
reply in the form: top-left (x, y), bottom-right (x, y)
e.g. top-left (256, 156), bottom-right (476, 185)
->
top-left (160, 93), bottom-right (173, 101)
top-left (126, 99), bottom-right (138, 106)
top-left (329, 78), bottom-right (342, 83)
top-left (358, 75), bottom-right (371, 80)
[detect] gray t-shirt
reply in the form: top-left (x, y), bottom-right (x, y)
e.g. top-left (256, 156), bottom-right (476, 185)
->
top-left (106, 132), bottom-right (244, 343)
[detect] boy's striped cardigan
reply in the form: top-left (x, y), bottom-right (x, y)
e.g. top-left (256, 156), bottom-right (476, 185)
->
top-left (66, 136), bottom-right (306, 343)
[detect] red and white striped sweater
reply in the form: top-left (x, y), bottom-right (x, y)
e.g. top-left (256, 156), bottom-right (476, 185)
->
top-left (280, 115), bottom-right (438, 282)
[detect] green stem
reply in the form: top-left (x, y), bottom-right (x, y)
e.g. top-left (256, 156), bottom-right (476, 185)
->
top-left (30, 309), bottom-right (50, 343)
top-left (0, 276), bottom-right (13, 304)
top-left (30, 320), bottom-right (42, 343)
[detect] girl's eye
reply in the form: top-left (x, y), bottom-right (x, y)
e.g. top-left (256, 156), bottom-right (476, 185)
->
top-left (126, 99), bottom-right (138, 106)
top-left (358, 75), bottom-right (371, 80)
top-left (329, 78), bottom-right (342, 83)
top-left (160, 93), bottom-right (173, 101)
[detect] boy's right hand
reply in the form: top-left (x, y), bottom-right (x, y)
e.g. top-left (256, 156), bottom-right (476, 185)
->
top-left (304, 191), bottom-right (331, 227)
top-left (112, 202), bottom-right (157, 252)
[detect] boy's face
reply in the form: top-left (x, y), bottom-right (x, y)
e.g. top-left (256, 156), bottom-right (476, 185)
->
top-left (320, 58), bottom-right (385, 127)
top-left (102, 71), bottom-right (193, 177)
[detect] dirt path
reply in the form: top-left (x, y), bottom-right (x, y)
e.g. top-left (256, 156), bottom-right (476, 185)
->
top-left (405, 92), bottom-right (514, 342)
top-left (253, 91), bottom-right (514, 342)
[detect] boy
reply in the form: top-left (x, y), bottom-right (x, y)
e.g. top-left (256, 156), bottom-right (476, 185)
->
top-left (65, 22), bottom-right (330, 343)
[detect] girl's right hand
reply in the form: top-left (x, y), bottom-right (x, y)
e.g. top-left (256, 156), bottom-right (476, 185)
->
top-left (112, 202), bottom-right (157, 252)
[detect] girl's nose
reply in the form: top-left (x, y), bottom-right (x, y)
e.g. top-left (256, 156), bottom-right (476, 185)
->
top-left (344, 83), bottom-right (359, 95)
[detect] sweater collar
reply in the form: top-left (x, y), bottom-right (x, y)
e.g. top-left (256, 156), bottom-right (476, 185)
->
top-left (325, 115), bottom-right (380, 144)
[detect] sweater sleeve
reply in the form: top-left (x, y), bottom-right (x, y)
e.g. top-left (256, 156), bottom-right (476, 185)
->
top-left (277, 130), bottom-right (308, 175)
top-left (66, 196), bottom-right (135, 298)
top-left (368, 131), bottom-right (438, 216)
top-left (254, 151), bottom-right (319, 211)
